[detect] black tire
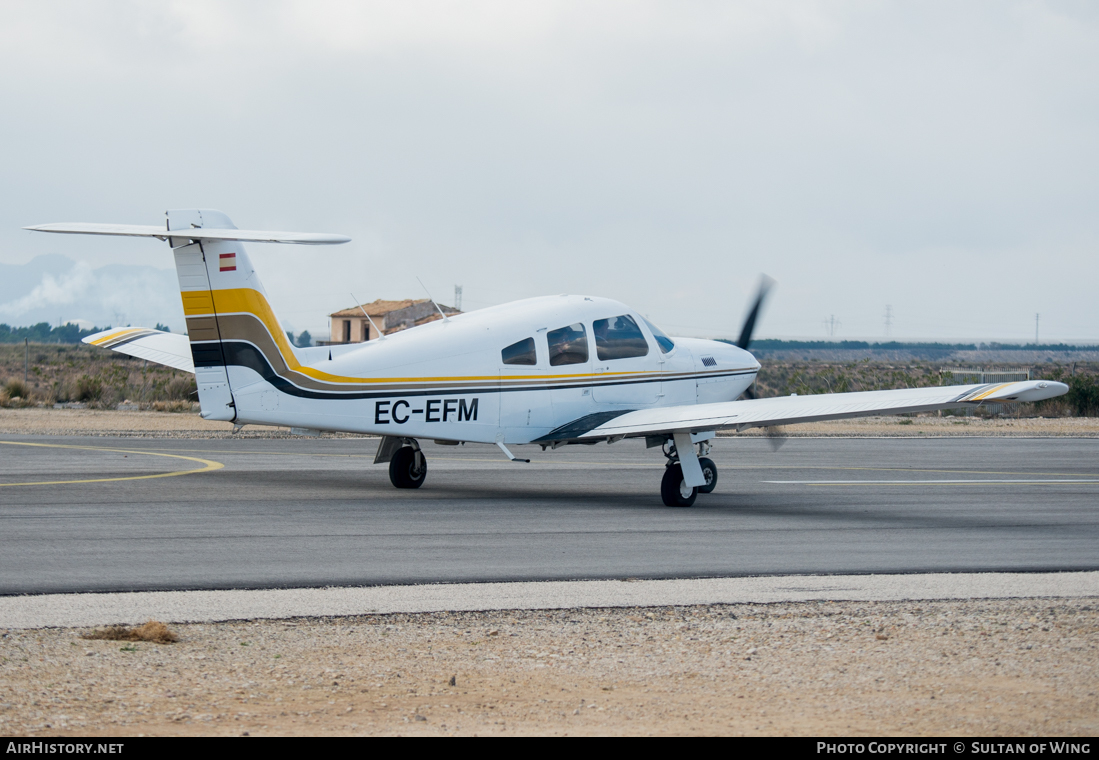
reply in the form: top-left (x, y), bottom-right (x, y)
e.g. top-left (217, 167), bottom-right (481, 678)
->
top-left (660, 464), bottom-right (697, 507)
top-left (389, 446), bottom-right (427, 489)
top-left (698, 457), bottom-right (718, 494)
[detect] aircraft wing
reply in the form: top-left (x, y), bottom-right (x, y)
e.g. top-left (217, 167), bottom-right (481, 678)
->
top-left (82, 328), bottom-right (195, 373)
top-left (24, 223), bottom-right (350, 245)
top-left (540, 381), bottom-right (1069, 442)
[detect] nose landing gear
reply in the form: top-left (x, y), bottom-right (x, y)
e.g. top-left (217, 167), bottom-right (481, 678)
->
top-left (661, 463), bottom-right (697, 507)
top-left (660, 436), bottom-right (717, 507)
top-left (698, 456), bottom-right (717, 493)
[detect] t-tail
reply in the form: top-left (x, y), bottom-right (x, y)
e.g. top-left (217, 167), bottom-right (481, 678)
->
top-left (26, 210), bottom-right (350, 421)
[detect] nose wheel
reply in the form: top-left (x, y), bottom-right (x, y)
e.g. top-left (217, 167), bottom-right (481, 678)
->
top-left (698, 457), bottom-right (717, 493)
top-left (661, 464), bottom-right (697, 507)
top-left (660, 438), bottom-right (717, 507)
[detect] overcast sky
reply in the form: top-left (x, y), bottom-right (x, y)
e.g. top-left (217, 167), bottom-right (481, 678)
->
top-left (2, 1), bottom-right (1097, 341)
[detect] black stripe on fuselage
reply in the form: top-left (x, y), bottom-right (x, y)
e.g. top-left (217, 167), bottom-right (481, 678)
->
top-left (195, 340), bottom-right (755, 400)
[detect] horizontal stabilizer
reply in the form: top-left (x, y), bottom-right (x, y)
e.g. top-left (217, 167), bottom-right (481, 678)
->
top-left (25, 223), bottom-right (350, 245)
top-left (82, 328), bottom-right (195, 374)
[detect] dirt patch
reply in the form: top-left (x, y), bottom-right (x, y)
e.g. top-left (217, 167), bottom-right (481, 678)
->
top-left (1, 598), bottom-right (1095, 736)
top-left (81, 621), bottom-right (179, 644)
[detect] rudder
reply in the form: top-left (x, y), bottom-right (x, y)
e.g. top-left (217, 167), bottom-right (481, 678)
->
top-left (168, 209), bottom-right (297, 421)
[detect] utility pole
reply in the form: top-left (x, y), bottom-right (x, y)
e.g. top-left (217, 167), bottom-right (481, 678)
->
top-left (823, 315), bottom-right (840, 337)
top-left (454, 285), bottom-right (463, 312)
top-left (24, 338), bottom-right (28, 386)
top-left (884, 305), bottom-right (893, 339)
top-left (1035, 313), bottom-right (1040, 344)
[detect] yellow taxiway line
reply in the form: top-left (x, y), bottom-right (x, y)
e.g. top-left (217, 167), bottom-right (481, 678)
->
top-left (0, 441), bottom-right (224, 487)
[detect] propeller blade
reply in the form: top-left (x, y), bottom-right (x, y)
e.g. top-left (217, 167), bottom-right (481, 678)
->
top-left (736, 275), bottom-right (776, 350)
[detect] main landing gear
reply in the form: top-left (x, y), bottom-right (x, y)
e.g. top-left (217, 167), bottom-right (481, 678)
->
top-left (375, 436), bottom-right (427, 489)
top-left (660, 435), bottom-right (717, 507)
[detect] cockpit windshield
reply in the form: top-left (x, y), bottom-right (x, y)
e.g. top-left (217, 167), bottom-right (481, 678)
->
top-left (593, 315), bottom-right (649, 360)
top-left (642, 317), bottom-right (675, 353)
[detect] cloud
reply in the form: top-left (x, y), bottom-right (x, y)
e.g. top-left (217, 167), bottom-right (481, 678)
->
top-left (2, 2), bottom-right (1098, 341)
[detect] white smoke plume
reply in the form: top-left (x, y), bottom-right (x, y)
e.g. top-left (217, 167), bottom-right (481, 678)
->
top-left (0, 257), bottom-right (183, 330)
top-left (0, 262), bottom-right (95, 318)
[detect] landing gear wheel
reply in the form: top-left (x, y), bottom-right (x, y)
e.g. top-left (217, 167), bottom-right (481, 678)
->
top-left (389, 446), bottom-right (427, 489)
top-left (660, 464), bottom-right (697, 507)
top-left (698, 457), bottom-right (718, 494)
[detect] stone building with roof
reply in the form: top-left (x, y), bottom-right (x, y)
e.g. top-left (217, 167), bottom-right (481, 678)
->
top-left (325, 298), bottom-right (461, 344)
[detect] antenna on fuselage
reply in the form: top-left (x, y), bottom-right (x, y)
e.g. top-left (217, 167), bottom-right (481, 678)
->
top-left (350, 292), bottom-right (386, 340)
top-left (416, 276), bottom-right (450, 322)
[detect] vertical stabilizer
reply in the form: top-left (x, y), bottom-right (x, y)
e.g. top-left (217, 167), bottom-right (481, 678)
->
top-left (26, 210), bottom-right (350, 421)
top-left (168, 209), bottom-right (297, 421)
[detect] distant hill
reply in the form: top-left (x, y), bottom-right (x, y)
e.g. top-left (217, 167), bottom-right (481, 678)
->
top-left (741, 339), bottom-right (1095, 352)
top-left (0, 322), bottom-right (107, 344)
top-left (725, 338), bottom-right (1099, 363)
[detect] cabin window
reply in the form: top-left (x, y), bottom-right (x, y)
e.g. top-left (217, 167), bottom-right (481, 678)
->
top-left (642, 317), bottom-right (675, 354)
top-left (547, 323), bottom-right (589, 366)
top-left (502, 337), bottom-right (537, 366)
top-left (593, 314), bottom-right (649, 360)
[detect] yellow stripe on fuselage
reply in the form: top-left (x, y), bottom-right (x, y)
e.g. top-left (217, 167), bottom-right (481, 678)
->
top-left (180, 290), bottom-right (214, 315)
top-left (185, 287), bottom-right (754, 387)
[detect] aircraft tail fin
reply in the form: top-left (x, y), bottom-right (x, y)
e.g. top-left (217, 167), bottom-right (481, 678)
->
top-left (169, 209), bottom-right (309, 421)
top-left (30, 209), bottom-right (350, 422)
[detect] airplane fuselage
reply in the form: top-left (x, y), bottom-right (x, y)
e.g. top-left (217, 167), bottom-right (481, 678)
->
top-left (224, 295), bottom-right (760, 445)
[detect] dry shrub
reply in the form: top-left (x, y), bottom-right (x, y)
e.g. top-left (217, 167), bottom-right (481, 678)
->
top-left (149, 399), bottom-right (193, 413)
top-left (74, 374), bottom-right (103, 402)
top-left (4, 379), bottom-right (29, 399)
top-left (164, 376), bottom-right (197, 401)
top-left (81, 620), bottom-right (178, 644)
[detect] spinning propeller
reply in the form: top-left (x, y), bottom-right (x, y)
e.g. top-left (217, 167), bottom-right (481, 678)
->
top-left (735, 274), bottom-right (774, 401)
top-left (735, 275), bottom-right (786, 449)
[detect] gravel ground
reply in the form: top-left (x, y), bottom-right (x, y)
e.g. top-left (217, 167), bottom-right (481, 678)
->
top-left (0, 598), bottom-right (1095, 737)
top-left (1, 408), bottom-right (1097, 438)
top-left (5, 574), bottom-right (1097, 630)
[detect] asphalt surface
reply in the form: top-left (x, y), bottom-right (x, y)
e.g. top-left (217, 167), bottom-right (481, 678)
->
top-left (1, 435), bottom-right (1097, 594)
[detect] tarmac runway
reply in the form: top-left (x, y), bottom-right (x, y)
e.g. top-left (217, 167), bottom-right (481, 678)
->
top-left (1, 435), bottom-right (1097, 595)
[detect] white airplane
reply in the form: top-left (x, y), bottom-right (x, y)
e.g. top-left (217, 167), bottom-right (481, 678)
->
top-left (27, 210), bottom-right (1069, 506)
